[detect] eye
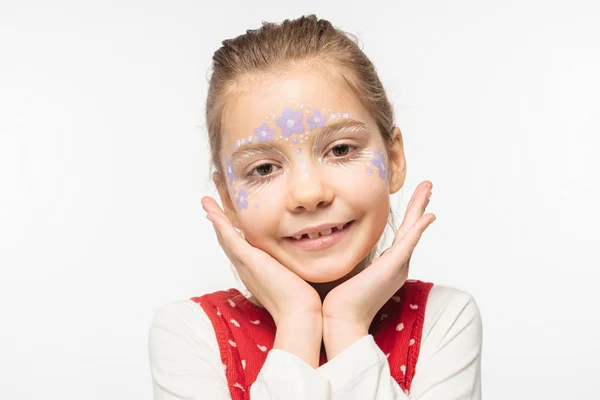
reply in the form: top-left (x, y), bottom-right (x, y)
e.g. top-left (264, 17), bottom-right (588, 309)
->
top-left (326, 144), bottom-right (354, 158)
top-left (250, 163), bottom-right (279, 176)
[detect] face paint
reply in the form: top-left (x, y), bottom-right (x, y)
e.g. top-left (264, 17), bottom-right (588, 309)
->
top-left (311, 118), bottom-right (371, 160)
top-left (370, 149), bottom-right (388, 181)
top-left (227, 143), bottom-right (291, 210)
top-left (235, 188), bottom-right (249, 210)
top-left (306, 108), bottom-right (328, 130)
top-left (217, 70), bottom-right (395, 286)
top-left (297, 155), bottom-right (309, 175)
top-left (223, 104), bottom-right (384, 211)
top-left (276, 108), bottom-right (305, 136)
top-left (225, 156), bottom-right (238, 185)
top-left (253, 123), bottom-right (274, 144)
top-left (319, 147), bottom-right (375, 173)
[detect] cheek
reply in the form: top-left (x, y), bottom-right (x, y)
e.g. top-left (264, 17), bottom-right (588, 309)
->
top-left (326, 161), bottom-right (390, 203)
top-left (233, 180), bottom-right (287, 245)
top-left (326, 162), bottom-right (391, 231)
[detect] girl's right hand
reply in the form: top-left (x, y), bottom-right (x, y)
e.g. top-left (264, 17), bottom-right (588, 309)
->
top-left (201, 196), bottom-right (322, 326)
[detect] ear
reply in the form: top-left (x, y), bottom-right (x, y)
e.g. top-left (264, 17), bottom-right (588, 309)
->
top-left (213, 171), bottom-right (241, 229)
top-left (387, 126), bottom-right (406, 194)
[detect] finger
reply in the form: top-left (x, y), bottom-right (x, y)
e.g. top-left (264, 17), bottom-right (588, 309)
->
top-left (388, 213), bottom-right (436, 263)
top-left (207, 212), bottom-right (252, 263)
top-left (212, 224), bottom-right (245, 268)
top-left (202, 197), bottom-right (238, 239)
top-left (404, 181), bottom-right (431, 222)
top-left (201, 196), bottom-right (227, 218)
top-left (393, 181), bottom-right (432, 246)
top-left (404, 181), bottom-right (426, 211)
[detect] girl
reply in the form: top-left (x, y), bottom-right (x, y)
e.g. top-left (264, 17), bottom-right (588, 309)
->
top-left (149, 15), bottom-right (482, 399)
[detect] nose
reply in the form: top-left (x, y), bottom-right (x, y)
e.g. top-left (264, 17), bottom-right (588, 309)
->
top-left (287, 165), bottom-right (334, 213)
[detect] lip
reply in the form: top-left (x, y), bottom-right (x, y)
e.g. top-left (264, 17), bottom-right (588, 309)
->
top-left (283, 220), bottom-right (354, 251)
top-left (288, 221), bottom-right (350, 238)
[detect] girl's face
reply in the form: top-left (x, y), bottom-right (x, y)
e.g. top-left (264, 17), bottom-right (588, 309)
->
top-left (216, 68), bottom-right (405, 283)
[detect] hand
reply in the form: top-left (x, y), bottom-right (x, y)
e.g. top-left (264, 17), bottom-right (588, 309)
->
top-left (321, 181), bottom-right (435, 356)
top-left (201, 196), bottom-right (322, 326)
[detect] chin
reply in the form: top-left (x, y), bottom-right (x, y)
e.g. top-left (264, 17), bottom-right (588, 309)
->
top-left (289, 250), bottom-right (368, 284)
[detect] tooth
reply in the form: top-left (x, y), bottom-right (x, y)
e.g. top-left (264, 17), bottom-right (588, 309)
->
top-left (336, 224), bottom-right (345, 230)
top-left (293, 235), bottom-right (302, 240)
top-left (307, 232), bottom-right (319, 239)
top-left (320, 228), bottom-right (333, 236)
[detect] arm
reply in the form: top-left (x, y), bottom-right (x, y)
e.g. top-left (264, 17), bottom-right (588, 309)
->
top-left (317, 286), bottom-right (482, 399)
top-left (252, 312), bottom-right (330, 397)
top-left (272, 312), bottom-right (323, 368)
top-left (409, 287), bottom-right (482, 399)
top-left (148, 300), bottom-right (231, 399)
top-left (148, 300), bottom-right (331, 399)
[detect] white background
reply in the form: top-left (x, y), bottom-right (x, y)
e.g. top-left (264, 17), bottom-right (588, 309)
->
top-left (1, 0), bottom-right (599, 398)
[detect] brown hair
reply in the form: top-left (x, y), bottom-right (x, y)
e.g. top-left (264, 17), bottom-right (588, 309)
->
top-left (205, 15), bottom-right (399, 305)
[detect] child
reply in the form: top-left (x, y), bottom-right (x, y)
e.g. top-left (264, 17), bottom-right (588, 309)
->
top-left (148, 15), bottom-right (482, 399)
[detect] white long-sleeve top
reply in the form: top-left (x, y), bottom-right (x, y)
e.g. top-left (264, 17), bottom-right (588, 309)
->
top-left (148, 285), bottom-right (482, 399)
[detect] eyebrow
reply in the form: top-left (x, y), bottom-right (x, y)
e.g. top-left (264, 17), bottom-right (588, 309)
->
top-left (228, 118), bottom-right (370, 162)
top-left (229, 142), bottom-right (280, 163)
top-left (313, 119), bottom-right (370, 149)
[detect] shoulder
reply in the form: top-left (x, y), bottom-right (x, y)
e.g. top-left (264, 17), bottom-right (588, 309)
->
top-left (150, 298), bottom-right (211, 325)
top-left (148, 299), bottom-right (218, 350)
top-left (147, 299), bottom-right (232, 397)
top-left (421, 284), bottom-right (483, 350)
top-left (425, 284), bottom-right (480, 316)
top-left (406, 285), bottom-right (483, 397)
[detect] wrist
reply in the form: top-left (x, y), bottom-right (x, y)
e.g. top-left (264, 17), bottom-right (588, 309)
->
top-left (322, 317), bottom-right (369, 360)
top-left (273, 312), bottom-right (323, 368)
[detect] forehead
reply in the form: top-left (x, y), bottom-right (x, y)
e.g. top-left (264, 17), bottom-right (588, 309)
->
top-left (220, 69), bottom-right (375, 154)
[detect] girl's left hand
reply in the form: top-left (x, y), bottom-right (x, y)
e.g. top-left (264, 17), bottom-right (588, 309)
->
top-left (321, 181), bottom-right (435, 348)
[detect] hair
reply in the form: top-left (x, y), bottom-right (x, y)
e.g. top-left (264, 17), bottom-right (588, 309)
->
top-left (205, 15), bottom-right (400, 307)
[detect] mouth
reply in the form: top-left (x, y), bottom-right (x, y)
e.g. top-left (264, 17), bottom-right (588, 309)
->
top-left (283, 220), bottom-right (355, 251)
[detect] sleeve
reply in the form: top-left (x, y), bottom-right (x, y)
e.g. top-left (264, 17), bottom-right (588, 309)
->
top-left (408, 286), bottom-right (483, 399)
top-left (314, 286), bottom-right (483, 400)
top-left (148, 300), bottom-right (331, 400)
top-left (251, 349), bottom-right (331, 398)
top-left (148, 300), bottom-right (232, 399)
top-left (317, 334), bottom-right (409, 399)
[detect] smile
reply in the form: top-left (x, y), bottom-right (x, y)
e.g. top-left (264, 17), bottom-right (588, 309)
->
top-left (284, 221), bottom-right (354, 251)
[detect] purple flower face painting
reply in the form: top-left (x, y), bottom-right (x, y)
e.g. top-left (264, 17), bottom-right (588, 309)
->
top-left (236, 188), bottom-right (249, 210)
top-left (371, 150), bottom-right (387, 180)
top-left (254, 123), bottom-right (274, 143)
top-left (306, 109), bottom-right (328, 130)
top-left (276, 108), bottom-right (305, 136)
top-left (225, 157), bottom-right (237, 185)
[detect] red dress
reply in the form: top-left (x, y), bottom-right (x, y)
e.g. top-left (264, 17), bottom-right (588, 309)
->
top-left (191, 280), bottom-right (433, 399)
